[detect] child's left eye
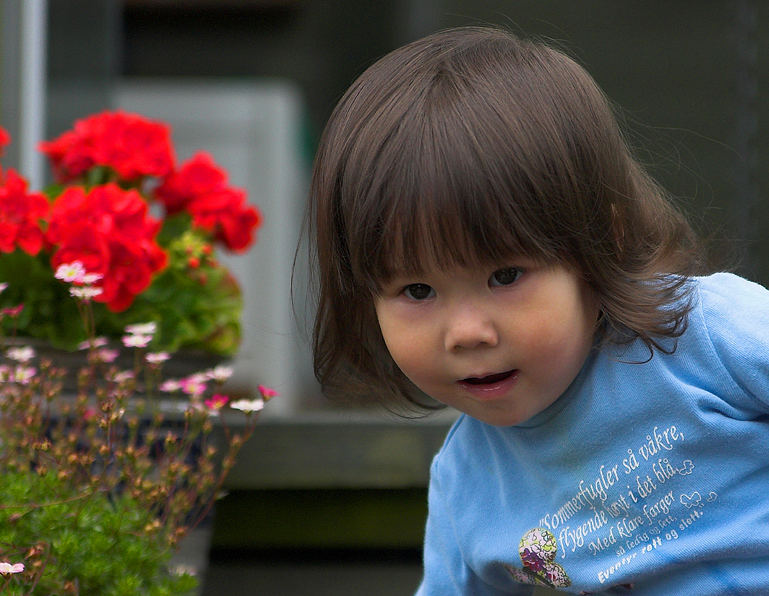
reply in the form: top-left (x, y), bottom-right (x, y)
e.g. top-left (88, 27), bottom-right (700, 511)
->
top-left (489, 267), bottom-right (523, 287)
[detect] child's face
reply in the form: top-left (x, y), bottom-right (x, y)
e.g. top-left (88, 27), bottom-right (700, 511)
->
top-left (374, 259), bottom-right (599, 426)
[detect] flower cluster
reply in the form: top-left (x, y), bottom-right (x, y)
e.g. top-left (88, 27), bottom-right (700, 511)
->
top-left (0, 274), bottom-right (276, 594)
top-left (156, 151), bottom-right (260, 252)
top-left (0, 110), bottom-right (262, 354)
top-left (38, 110), bottom-right (175, 182)
top-left (48, 184), bottom-right (167, 311)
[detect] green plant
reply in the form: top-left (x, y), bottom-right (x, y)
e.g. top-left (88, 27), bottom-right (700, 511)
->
top-left (0, 471), bottom-right (198, 595)
top-left (0, 268), bottom-right (273, 594)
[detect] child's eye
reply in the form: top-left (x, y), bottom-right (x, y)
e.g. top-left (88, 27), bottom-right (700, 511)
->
top-left (403, 283), bottom-right (435, 301)
top-left (489, 267), bottom-right (523, 287)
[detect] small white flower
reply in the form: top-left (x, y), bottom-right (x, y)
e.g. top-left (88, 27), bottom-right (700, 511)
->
top-left (125, 322), bottom-right (157, 336)
top-left (81, 272), bottom-right (103, 284)
top-left (6, 346), bottom-right (36, 362)
top-left (170, 564), bottom-right (197, 578)
top-left (69, 286), bottom-right (103, 300)
top-left (230, 398), bottom-right (265, 413)
top-left (207, 365), bottom-right (233, 382)
top-left (0, 282), bottom-right (7, 294)
top-left (0, 561), bottom-right (24, 574)
top-left (122, 334), bottom-right (152, 348)
top-left (55, 261), bottom-right (86, 283)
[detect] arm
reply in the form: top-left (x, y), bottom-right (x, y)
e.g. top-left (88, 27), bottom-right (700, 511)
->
top-left (415, 463), bottom-right (534, 596)
top-left (698, 273), bottom-right (769, 410)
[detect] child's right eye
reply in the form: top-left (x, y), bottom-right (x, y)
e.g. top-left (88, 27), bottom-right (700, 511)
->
top-left (403, 283), bottom-right (434, 301)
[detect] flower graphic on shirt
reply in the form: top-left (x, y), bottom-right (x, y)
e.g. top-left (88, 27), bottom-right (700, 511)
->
top-left (504, 527), bottom-right (571, 588)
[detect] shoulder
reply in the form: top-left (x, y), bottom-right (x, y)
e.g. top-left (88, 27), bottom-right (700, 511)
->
top-left (687, 272), bottom-right (769, 402)
top-left (695, 272), bottom-right (769, 314)
top-left (691, 272), bottom-right (769, 343)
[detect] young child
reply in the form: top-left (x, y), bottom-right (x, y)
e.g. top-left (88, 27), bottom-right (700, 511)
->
top-left (307, 26), bottom-right (769, 594)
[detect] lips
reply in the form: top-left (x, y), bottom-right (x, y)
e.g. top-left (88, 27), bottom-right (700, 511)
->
top-left (458, 369), bottom-right (519, 400)
top-left (462, 370), bottom-right (516, 385)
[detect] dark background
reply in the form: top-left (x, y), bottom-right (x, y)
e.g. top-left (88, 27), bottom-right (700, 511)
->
top-left (48, 0), bottom-right (768, 285)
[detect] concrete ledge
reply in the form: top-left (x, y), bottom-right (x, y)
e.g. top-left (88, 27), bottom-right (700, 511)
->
top-left (221, 410), bottom-right (457, 490)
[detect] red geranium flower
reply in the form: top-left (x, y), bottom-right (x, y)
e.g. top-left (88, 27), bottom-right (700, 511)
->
top-left (47, 184), bottom-right (167, 312)
top-left (155, 151), bottom-right (261, 252)
top-left (154, 151), bottom-right (227, 214)
top-left (39, 111), bottom-right (175, 183)
top-left (188, 187), bottom-right (262, 253)
top-left (0, 126), bottom-right (10, 157)
top-left (0, 169), bottom-right (49, 255)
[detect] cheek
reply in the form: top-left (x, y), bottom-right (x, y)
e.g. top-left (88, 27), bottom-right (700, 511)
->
top-left (380, 324), bottom-right (424, 371)
top-left (376, 305), bottom-right (415, 363)
top-left (519, 294), bottom-right (597, 364)
top-left (376, 310), bottom-right (434, 383)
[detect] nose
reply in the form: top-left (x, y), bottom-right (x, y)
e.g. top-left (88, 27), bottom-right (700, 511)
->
top-left (444, 302), bottom-right (499, 352)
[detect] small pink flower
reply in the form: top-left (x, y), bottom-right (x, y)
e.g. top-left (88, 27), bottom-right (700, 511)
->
top-left (181, 377), bottom-right (207, 396)
top-left (110, 370), bottom-right (135, 384)
top-left (160, 379), bottom-right (182, 392)
top-left (12, 365), bottom-right (36, 384)
top-left (78, 337), bottom-right (108, 350)
top-left (2, 304), bottom-right (23, 317)
top-left (145, 351), bottom-right (170, 364)
top-left (0, 561), bottom-right (24, 574)
top-left (0, 283), bottom-right (7, 294)
top-left (94, 348), bottom-right (119, 363)
top-left (205, 394), bottom-right (230, 410)
top-left (258, 384), bottom-right (279, 400)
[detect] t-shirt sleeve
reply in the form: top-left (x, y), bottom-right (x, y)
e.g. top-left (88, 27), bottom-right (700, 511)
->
top-left (415, 463), bottom-right (468, 595)
top-left (697, 273), bottom-right (769, 410)
top-left (415, 454), bottom-right (533, 596)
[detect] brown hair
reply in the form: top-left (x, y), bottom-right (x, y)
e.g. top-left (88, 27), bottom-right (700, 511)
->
top-left (307, 26), bottom-right (703, 409)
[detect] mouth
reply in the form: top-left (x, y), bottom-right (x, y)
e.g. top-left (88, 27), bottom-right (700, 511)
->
top-left (457, 369), bottom-right (519, 400)
top-left (457, 369), bottom-right (519, 401)
top-left (460, 370), bottom-right (517, 386)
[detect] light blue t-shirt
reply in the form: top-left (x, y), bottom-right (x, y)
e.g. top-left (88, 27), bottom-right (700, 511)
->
top-left (417, 273), bottom-right (769, 595)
